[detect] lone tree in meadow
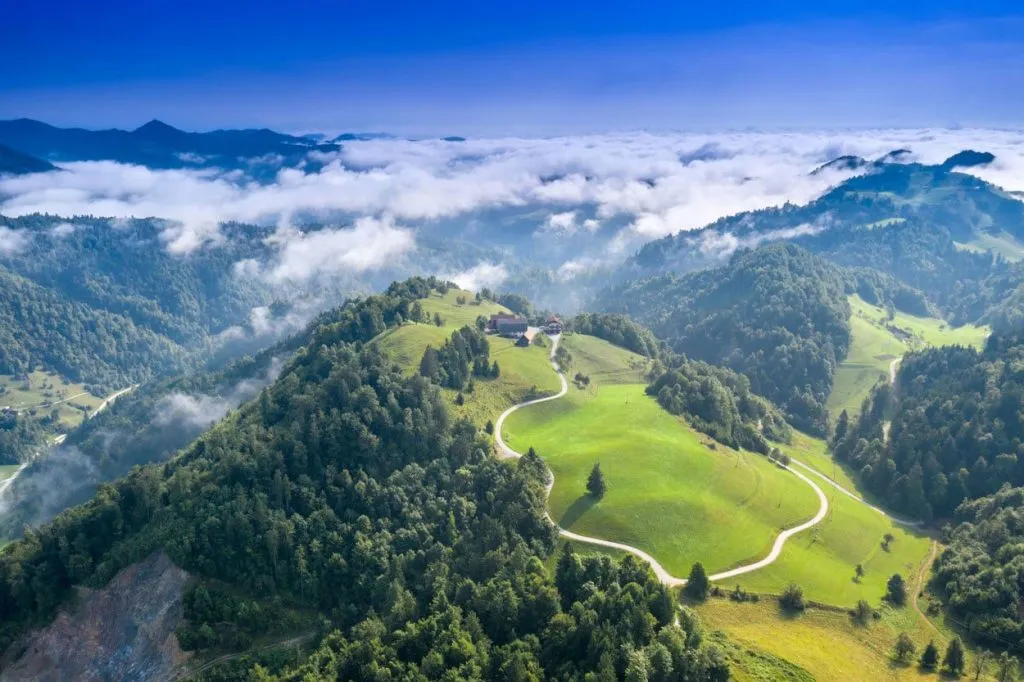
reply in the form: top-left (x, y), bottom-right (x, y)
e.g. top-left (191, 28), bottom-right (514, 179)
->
top-left (685, 562), bottom-right (710, 600)
top-left (779, 583), bottom-right (806, 612)
top-left (944, 637), bottom-right (966, 677)
top-left (893, 633), bottom-right (916, 664)
top-left (920, 641), bottom-right (940, 671)
top-left (587, 463), bottom-right (606, 499)
top-left (886, 574), bottom-right (907, 606)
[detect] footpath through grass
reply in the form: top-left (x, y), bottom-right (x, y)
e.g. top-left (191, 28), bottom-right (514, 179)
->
top-left (504, 381), bottom-right (820, 577)
top-left (828, 295), bottom-right (989, 418)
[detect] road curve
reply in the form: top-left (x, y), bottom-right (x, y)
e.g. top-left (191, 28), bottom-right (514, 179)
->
top-left (494, 334), bottom-right (832, 586)
top-left (787, 458), bottom-right (921, 527)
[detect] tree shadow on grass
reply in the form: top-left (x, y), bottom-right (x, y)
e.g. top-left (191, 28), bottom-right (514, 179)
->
top-left (559, 494), bottom-right (599, 528)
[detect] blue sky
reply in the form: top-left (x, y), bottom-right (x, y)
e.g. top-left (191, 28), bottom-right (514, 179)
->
top-left (4, 1), bottom-right (1024, 134)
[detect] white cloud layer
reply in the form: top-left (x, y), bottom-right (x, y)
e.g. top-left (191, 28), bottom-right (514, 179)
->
top-left (0, 128), bottom-right (1022, 271)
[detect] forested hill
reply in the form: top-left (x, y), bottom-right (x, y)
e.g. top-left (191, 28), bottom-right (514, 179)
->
top-left (0, 276), bottom-right (729, 681)
top-left (627, 159), bottom-right (1024, 327)
top-left (0, 215), bottom-right (281, 392)
top-left (596, 243), bottom-right (851, 435)
top-left (831, 331), bottom-right (1024, 522)
top-left (0, 266), bottom-right (186, 390)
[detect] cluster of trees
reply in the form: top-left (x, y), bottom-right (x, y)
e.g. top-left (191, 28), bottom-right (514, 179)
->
top-left (0, 277), bottom-right (729, 679)
top-left (569, 313), bottom-right (662, 358)
top-left (260, 546), bottom-right (728, 681)
top-left (419, 326), bottom-right (497, 390)
top-left (932, 485), bottom-right (1024, 651)
top-left (600, 244), bottom-right (851, 435)
top-left (647, 357), bottom-right (791, 454)
top-left (0, 410), bottom-right (44, 464)
top-left (832, 331), bottom-right (1024, 520)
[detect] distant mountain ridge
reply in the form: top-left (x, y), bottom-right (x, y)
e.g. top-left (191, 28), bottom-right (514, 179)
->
top-left (0, 118), bottom-right (341, 173)
top-left (0, 143), bottom-right (57, 176)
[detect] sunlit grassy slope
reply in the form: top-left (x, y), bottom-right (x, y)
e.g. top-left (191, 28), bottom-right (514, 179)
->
top-left (504, 380), bottom-right (819, 577)
top-left (698, 598), bottom-right (964, 682)
top-left (828, 295), bottom-right (989, 418)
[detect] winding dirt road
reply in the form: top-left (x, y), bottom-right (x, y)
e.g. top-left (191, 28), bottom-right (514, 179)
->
top-left (494, 334), bottom-right (832, 586)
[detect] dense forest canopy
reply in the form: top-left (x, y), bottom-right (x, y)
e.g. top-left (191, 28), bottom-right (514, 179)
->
top-left (832, 331), bottom-right (1024, 521)
top-left (598, 243), bottom-right (851, 435)
top-left (932, 486), bottom-right (1024, 651)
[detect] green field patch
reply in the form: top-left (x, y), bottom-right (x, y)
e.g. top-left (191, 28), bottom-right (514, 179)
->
top-left (503, 383), bottom-right (820, 577)
top-left (0, 464), bottom-right (21, 481)
top-left (828, 295), bottom-right (988, 418)
top-left (0, 370), bottom-right (104, 430)
top-left (698, 597), bottom-right (982, 682)
top-left (560, 333), bottom-right (652, 386)
top-left (955, 231), bottom-right (1024, 262)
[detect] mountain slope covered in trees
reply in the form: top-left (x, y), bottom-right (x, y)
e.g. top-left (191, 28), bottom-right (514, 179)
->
top-left (597, 244), bottom-right (851, 435)
top-left (0, 144), bottom-right (56, 175)
top-left (628, 159), bottom-right (1024, 327)
top-left (0, 277), bottom-right (729, 680)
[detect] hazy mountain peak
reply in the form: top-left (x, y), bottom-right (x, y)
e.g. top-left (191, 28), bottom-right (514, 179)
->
top-left (132, 119), bottom-right (187, 139)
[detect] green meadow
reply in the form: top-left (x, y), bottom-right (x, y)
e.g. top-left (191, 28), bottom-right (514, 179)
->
top-left (827, 295), bottom-right (988, 418)
top-left (503, 380), bottom-right (820, 577)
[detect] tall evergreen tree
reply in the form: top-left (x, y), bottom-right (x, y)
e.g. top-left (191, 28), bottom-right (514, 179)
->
top-left (921, 641), bottom-right (940, 670)
top-left (685, 562), bottom-right (710, 600)
top-left (587, 463), bottom-right (606, 498)
top-left (944, 637), bottom-right (966, 676)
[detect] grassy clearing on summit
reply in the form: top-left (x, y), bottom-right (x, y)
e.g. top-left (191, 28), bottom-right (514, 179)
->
top-left (559, 333), bottom-right (652, 385)
top-left (375, 288), bottom-right (561, 426)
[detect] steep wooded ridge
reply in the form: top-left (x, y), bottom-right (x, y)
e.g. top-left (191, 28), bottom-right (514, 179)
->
top-left (628, 158), bottom-right (1024, 328)
top-left (0, 144), bottom-right (56, 176)
top-left (597, 244), bottom-right (851, 435)
top-left (0, 278), bottom-right (728, 681)
top-left (832, 331), bottom-right (1024, 522)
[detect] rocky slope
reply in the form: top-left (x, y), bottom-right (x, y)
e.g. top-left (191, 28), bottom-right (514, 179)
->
top-left (0, 552), bottom-right (190, 682)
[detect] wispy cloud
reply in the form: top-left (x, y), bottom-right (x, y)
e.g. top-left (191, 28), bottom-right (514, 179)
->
top-left (0, 225), bottom-right (28, 255)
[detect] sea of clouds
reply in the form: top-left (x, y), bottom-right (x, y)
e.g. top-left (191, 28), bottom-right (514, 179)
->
top-left (1, 128), bottom-right (1023, 284)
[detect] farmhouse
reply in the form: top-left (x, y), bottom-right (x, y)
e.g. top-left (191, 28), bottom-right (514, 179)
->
top-left (544, 315), bottom-right (563, 334)
top-left (488, 313), bottom-right (528, 337)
